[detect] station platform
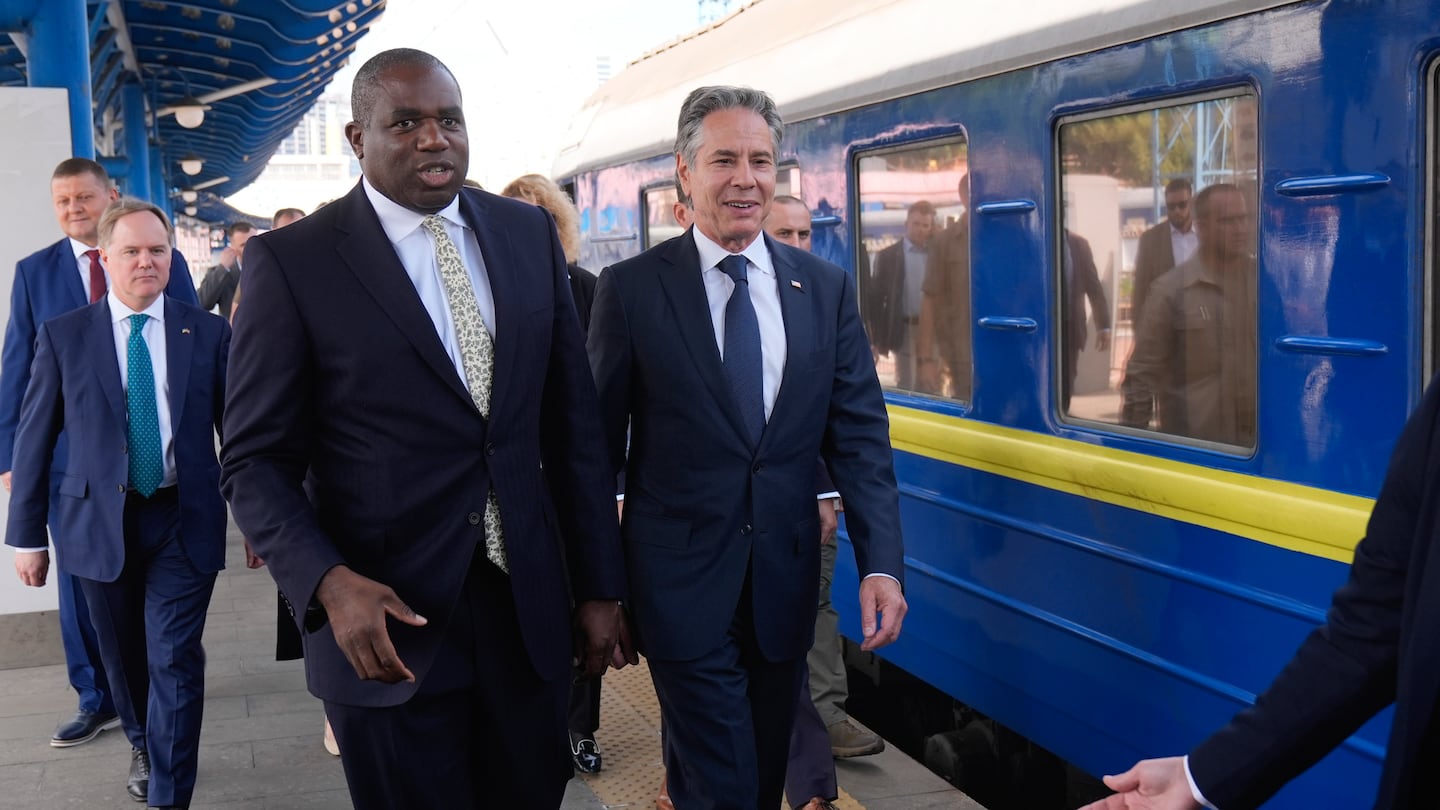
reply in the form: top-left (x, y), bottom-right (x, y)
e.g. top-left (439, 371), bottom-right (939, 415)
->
top-left (0, 527), bottom-right (981, 809)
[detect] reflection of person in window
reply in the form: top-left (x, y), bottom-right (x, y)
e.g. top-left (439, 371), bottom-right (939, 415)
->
top-left (1121, 184), bottom-right (1256, 445)
top-left (1061, 229), bottom-right (1111, 412)
top-left (870, 201), bottom-right (935, 389)
top-left (1131, 177), bottom-right (1198, 320)
top-left (918, 174), bottom-right (970, 398)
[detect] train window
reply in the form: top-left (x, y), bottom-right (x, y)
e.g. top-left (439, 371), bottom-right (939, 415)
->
top-left (855, 139), bottom-right (970, 402)
top-left (1058, 92), bottom-right (1259, 450)
top-left (642, 184), bottom-right (684, 249)
top-left (776, 163), bottom-right (802, 199)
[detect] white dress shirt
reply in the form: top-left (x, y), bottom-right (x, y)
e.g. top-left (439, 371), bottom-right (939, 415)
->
top-left (693, 228), bottom-right (787, 420)
top-left (110, 292), bottom-right (177, 489)
top-left (68, 237), bottom-right (110, 302)
top-left (363, 178), bottom-right (496, 389)
top-left (1171, 224), bottom-right (1199, 267)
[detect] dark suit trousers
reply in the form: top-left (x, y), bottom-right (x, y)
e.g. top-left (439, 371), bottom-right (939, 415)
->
top-left (648, 573), bottom-right (807, 810)
top-left (785, 662), bottom-right (838, 806)
top-left (325, 556), bottom-right (571, 810)
top-left (78, 488), bottom-right (217, 807)
top-left (49, 474), bottom-right (113, 716)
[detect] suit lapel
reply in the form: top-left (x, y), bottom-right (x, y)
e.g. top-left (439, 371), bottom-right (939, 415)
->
top-left (84, 301), bottom-right (126, 424)
top-left (763, 236), bottom-right (814, 444)
top-left (331, 183), bottom-right (475, 411)
top-left (459, 189), bottom-right (517, 416)
top-left (50, 240), bottom-right (89, 309)
top-left (164, 298), bottom-right (193, 428)
top-left (656, 231), bottom-right (753, 448)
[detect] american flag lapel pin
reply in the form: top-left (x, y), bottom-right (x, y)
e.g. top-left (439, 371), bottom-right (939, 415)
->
top-left (790, 279), bottom-right (803, 290)
top-left (181, 328), bottom-right (191, 335)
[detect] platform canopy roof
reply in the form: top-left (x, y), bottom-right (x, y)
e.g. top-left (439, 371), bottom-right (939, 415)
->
top-left (0, 0), bottom-right (385, 211)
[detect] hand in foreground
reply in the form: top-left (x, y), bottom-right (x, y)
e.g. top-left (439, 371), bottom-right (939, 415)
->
top-left (14, 549), bottom-right (49, 587)
top-left (858, 574), bottom-right (907, 651)
top-left (315, 565), bottom-right (427, 684)
top-left (1, 471), bottom-right (10, 492)
top-left (242, 536), bottom-right (265, 569)
top-left (575, 599), bottom-right (635, 677)
top-left (818, 499), bottom-right (838, 546)
top-left (1077, 757), bottom-right (1200, 810)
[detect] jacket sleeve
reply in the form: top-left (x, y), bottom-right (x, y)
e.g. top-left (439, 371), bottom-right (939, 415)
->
top-left (4, 322), bottom-right (64, 550)
top-left (0, 260), bottom-right (38, 473)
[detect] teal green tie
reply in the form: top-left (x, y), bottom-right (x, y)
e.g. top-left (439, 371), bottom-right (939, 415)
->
top-left (126, 314), bottom-right (163, 497)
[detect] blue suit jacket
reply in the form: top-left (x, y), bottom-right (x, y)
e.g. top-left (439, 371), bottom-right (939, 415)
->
top-left (3, 297), bottom-right (229, 581)
top-left (587, 230), bottom-right (904, 663)
top-left (221, 182), bottom-right (626, 707)
top-left (0, 238), bottom-right (198, 474)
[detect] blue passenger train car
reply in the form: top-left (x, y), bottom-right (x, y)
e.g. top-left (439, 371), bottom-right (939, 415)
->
top-left (554, 1), bottom-right (1440, 805)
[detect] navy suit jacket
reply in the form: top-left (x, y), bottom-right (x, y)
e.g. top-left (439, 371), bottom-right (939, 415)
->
top-left (3, 297), bottom-right (229, 581)
top-left (1189, 376), bottom-right (1440, 809)
top-left (221, 182), bottom-right (626, 707)
top-left (587, 230), bottom-right (903, 663)
top-left (1, 238), bottom-right (198, 475)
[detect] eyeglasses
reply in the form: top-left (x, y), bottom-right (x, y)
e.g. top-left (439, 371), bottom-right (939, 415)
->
top-left (1166, 200), bottom-right (1190, 211)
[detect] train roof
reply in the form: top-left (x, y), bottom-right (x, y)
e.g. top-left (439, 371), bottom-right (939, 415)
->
top-left (552, 0), bottom-right (1301, 179)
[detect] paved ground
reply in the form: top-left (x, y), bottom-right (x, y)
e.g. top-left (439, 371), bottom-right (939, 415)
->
top-left (0, 527), bottom-right (977, 809)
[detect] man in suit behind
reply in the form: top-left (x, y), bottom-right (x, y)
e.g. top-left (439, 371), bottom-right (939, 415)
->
top-left (1083, 373), bottom-right (1440, 810)
top-left (220, 48), bottom-right (629, 809)
top-left (196, 221), bottom-right (252, 321)
top-left (1130, 177), bottom-right (1196, 322)
top-left (869, 201), bottom-right (935, 390)
top-left (1, 158), bottom-right (198, 750)
top-left (587, 85), bottom-right (907, 810)
top-left (7, 198), bottom-right (230, 808)
top-left (1061, 228), bottom-right (1111, 413)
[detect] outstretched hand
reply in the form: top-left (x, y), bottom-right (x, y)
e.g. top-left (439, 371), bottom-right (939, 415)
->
top-left (1077, 757), bottom-right (1201, 810)
top-left (315, 565), bottom-right (427, 684)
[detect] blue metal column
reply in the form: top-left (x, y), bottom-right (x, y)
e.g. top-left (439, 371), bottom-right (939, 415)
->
top-left (121, 79), bottom-right (151, 200)
top-left (151, 161), bottom-right (173, 221)
top-left (0, 0), bottom-right (94, 159)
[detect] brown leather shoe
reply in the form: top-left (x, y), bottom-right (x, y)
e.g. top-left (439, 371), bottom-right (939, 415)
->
top-left (656, 772), bottom-right (674, 810)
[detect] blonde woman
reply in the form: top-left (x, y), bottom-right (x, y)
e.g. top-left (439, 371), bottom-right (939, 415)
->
top-left (501, 174), bottom-right (597, 331)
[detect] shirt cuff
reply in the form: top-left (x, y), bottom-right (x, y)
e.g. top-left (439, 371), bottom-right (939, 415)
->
top-left (816, 490), bottom-right (840, 501)
top-left (12, 546), bottom-right (47, 554)
top-left (862, 572), bottom-right (900, 585)
top-left (1183, 755), bottom-right (1219, 809)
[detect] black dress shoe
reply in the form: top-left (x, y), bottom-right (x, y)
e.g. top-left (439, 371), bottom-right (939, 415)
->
top-left (569, 730), bottom-right (602, 773)
top-left (127, 748), bottom-right (150, 803)
top-left (50, 709), bottom-right (121, 747)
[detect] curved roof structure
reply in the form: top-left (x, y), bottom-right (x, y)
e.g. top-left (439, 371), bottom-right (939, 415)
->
top-left (0, 0), bottom-right (385, 211)
top-left (553, 0), bottom-right (1300, 179)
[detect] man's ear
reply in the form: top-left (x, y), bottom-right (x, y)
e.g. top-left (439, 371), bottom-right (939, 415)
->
top-left (345, 121), bottom-right (365, 161)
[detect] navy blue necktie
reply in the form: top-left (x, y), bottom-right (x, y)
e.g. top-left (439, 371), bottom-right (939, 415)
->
top-left (720, 254), bottom-right (764, 446)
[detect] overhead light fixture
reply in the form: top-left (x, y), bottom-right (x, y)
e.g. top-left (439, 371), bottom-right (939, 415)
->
top-left (181, 188), bottom-right (198, 203)
top-left (179, 154), bottom-right (204, 176)
top-left (184, 205), bottom-right (198, 217)
top-left (171, 96), bottom-right (211, 129)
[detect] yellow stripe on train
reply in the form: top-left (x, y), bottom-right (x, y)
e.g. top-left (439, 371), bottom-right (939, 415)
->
top-left (887, 407), bottom-right (1374, 564)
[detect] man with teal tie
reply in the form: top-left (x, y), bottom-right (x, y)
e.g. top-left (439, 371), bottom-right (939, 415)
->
top-left (5, 198), bottom-right (230, 809)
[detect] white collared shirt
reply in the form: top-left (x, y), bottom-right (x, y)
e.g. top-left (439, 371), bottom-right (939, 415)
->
top-left (363, 178), bottom-right (496, 389)
top-left (1171, 223), bottom-right (1198, 267)
top-left (109, 292), bottom-right (176, 488)
top-left (69, 237), bottom-right (109, 302)
top-left (693, 228), bottom-right (787, 420)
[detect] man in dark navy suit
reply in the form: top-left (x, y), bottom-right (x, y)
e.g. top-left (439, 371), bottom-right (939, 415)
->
top-left (1082, 377), bottom-right (1440, 809)
top-left (588, 86), bottom-right (907, 810)
top-left (6, 198), bottom-right (229, 809)
top-left (1, 158), bottom-right (198, 750)
top-left (220, 49), bottom-right (628, 809)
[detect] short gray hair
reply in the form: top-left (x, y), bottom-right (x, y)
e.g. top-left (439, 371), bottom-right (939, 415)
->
top-left (674, 86), bottom-right (783, 169)
top-left (98, 198), bottom-right (173, 248)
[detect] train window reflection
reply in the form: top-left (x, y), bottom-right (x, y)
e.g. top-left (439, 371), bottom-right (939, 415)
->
top-left (776, 163), bottom-right (802, 199)
top-left (1058, 93), bottom-right (1259, 449)
top-left (643, 184), bottom-right (683, 249)
top-left (856, 139), bottom-right (970, 402)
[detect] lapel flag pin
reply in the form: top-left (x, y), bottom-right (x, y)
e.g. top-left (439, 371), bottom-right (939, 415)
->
top-left (790, 280), bottom-right (803, 290)
top-left (181, 328), bottom-right (191, 334)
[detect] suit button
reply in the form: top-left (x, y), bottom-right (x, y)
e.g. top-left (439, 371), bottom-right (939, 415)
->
top-left (116, 484), bottom-right (124, 493)
top-left (468, 512), bottom-right (482, 526)
top-left (485, 442), bottom-right (496, 456)
top-left (741, 524), bottom-right (752, 535)
top-left (752, 463), bottom-right (763, 474)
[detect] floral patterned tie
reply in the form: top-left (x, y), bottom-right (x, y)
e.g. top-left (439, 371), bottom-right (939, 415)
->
top-left (421, 215), bottom-right (507, 573)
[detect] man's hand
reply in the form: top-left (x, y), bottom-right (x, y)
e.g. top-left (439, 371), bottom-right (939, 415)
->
top-left (242, 536), bottom-right (265, 569)
top-left (1077, 757), bottom-right (1201, 810)
top-left (314, 565), bottom-right (427, 684)
top-left (857, 575), bottom-right (907, 651)
top-left (1095, 328), bottom-right (1112, 352)
top-left (574, 599), bottom-right (634, 677)
top-left (1, 471), bottom-right (11, 492)
top-left (818, 498), bottom-right (838, 546)
top-left (14, 549), bottom-right (48, 587)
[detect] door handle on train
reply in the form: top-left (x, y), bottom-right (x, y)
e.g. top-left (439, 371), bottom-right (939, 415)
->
top-left (977, 316), bottom-right (1038, 333)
